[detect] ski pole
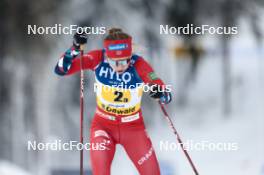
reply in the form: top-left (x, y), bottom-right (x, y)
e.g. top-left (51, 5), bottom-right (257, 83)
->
top-left (80, 44), bottom-right (85, 175)
top-left (158, 101), bottom-right (199, 175)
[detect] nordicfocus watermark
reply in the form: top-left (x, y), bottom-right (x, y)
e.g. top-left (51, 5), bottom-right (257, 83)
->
top-left (27, 24), bottom-right (106, 35)
top-left (27, 140), bottom-right (109, 151)
top-left (93, 83), bottom-right (172, 93)
top-left (160, 24), bottom-right (238, 35)
top-left (160, 140), bottom-right (239, 152)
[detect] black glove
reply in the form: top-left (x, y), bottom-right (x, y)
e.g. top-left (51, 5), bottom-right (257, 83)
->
top-left (149, 84), bottom-right (172, 104)
top-left (73, 30), bottom-right (87, 49)
top-left (149, 85), bottom-right (164, 99)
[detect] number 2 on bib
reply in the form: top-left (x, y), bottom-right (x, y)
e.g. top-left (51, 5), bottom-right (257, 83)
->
top-left (114, 91), bottom-right (129, 102)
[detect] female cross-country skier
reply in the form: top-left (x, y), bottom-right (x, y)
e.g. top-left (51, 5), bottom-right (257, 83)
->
top-left (55, 28), bottom-right (172, 175)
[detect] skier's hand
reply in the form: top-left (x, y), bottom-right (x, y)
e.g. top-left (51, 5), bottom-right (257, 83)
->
top-left (149, 85), bottom-right (172, 104)
top-left (73, 30), bottom-right (87, 49)
top-left (159, 92), bottom-right (172, 104)
top-left (149, 85), bottom-right (163, 99)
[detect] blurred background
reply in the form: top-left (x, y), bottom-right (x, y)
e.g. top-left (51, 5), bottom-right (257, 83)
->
top-left (1, 0), bottom-right (264, 174)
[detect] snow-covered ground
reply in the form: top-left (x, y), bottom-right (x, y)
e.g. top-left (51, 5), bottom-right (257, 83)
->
top-left (0, 161), bottom-right (31, 175)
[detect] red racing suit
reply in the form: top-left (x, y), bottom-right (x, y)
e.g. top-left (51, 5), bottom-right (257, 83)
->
top-left (55, 47), bottom-right (167, 175)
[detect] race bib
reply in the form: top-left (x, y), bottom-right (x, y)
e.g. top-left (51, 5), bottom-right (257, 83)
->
top-left (95, 80), bottom-right (143, 115)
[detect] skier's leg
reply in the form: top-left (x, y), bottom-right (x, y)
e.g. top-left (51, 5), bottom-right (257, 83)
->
top-left (121, 125), bottom-right (160, 175)
top-left (90, 119), bottom-right (116, 175)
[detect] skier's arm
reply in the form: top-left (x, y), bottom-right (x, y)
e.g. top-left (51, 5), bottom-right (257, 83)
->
top-left (134, 57), bottom-right (172, 104)
top-left (55, 31), bottom-right (101, 76)
top-left (54, 47), bottom-right (102, 76)
top-left (134, 57), bottom-right (165, 86)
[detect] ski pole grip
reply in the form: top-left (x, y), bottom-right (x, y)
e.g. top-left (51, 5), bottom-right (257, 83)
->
top-left (80, 44), bottom-right (84, 51)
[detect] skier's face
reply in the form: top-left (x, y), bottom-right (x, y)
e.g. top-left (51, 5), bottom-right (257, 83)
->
top-left (107, 57), bottom-right (131, 74)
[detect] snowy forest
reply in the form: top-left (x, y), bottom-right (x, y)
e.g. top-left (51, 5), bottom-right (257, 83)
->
top-left (1, 0), bottom-right (264, 175)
